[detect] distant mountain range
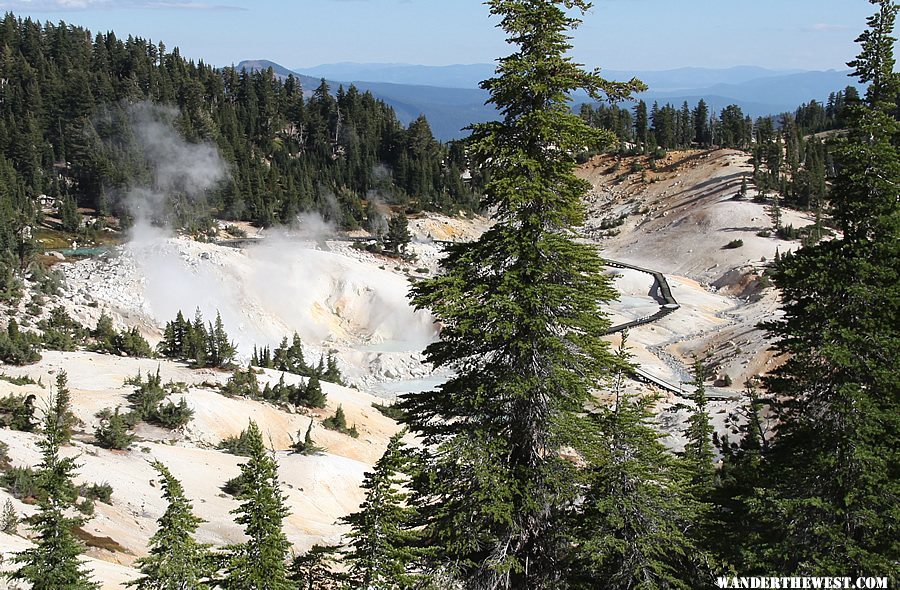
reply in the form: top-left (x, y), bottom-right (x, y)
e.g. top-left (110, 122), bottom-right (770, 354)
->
top-left (237, 60), bottom-right (861, 141)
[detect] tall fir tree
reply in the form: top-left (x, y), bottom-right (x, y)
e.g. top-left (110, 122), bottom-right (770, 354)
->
top-left (128, 461), bottom-right (214, 590)
top-left (220, 421), bottom-right (293, 590)
top-left (565, 335), bottom-right (706, 588)
top-left (749, 0), bottom-right (900, 578)
top-left (683, 359), bottom-right (715, 496)
top-left (400, 1), bottom-right (644, 587)
top-left (7, 387), bottom-right (99, 590)
top-left (53, 370), bottom-right (78, 444)
top-left (341, 430), bottom-right (422, 589)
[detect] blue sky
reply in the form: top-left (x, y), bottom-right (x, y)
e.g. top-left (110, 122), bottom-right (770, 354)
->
top-left (0, 0), bottom-right (882, 71)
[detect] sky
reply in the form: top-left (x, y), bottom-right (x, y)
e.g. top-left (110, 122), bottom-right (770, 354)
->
top-left (0, 0), bottom-right (883, 72)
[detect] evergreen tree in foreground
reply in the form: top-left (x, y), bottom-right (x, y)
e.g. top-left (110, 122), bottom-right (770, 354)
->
top-left (220, 421), bottom-right (293, 590)
top-left (7, 388), bottom-right (99, 589)
top-left (683, 360), bottom-right (715, 496)
top-left (749, 0), bottom-right (900, 578)
top-left (128, 461), bottom-right (214, 590)
top-left (565, 334), bottom-right (705, 588)
top-left (400, 1), bottom-right (645, 587)
top-left (341, 430), bottom-right (422, 589)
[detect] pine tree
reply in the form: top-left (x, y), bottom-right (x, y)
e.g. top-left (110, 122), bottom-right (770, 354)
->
top-left (291, 419), bottom-right (323, 456)
top-left (708, 380), bottom-right (770, 572)
top-left (341, 431), bottom-right (422, 589)
top-left (94, 406), bottom-right (136, 450)
top-left (693, 99), bottom-right (710, 147)
top-left (289, 544), bottom-right (345, 590)
top-left (399, 2), bottom-right (644, 587)
top-left (750, 0), bottom-right (900, 577)
top-left (53, 370), bottom-right (78, 444)
top-left (302, 374), bottom-right (326, 409)
top-left (221, 421), bottom-right (292, 590)
top-left (635, 100), bottom-right (649, 148)
top-left (128, 461), bottom-right (214, 590)
top-left (565, 336), bottom-right (705, 588)
top-left (683, 360), bottom-right (715, 495)
top-left (767, 189), bottom-right (782, 232)
top-left (7, 388), bottom-right (99, 589)
top-left (209, 311), bottom-right (235, 368)
top-left (1, 498), bottom-right (17, 534)
top-left (384, 211), bottom-right (412, 256)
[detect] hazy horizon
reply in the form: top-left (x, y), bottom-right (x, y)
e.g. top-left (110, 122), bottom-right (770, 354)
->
top-left (0, 0), bottom-right (882, 72)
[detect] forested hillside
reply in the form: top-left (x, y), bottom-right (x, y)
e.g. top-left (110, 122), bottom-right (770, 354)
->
top-left (0, 13), bottom-right (476, 265)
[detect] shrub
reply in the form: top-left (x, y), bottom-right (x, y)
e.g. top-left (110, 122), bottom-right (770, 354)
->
top-left (756, 230), bottom-right (771, 238)
top-left (1, 499), bottom-right (17, 534)
top-left (723, 239), bottom-right (744, 249)
top-left (149, 398), bottom-right (193, 429)
top-left (0, 393), bottom-right (36, 432)
top-left (0, 373), bottom-right (37, 386)
top-left (292, 420), bottom-right (324, 456)
top-left (127, 370), bottom-right (167, 421)
top-left (76, 498), bottom-right (95, 515)
top-left (777, 224), bottom-right (800, 240)
top-left (322, 405), bottom-right (359, 438)
top-left (221, 367), bottom-right (261, 398)
top-left (222, 473), bottom-right (250, 499)
top-left (0, 466), bottom-right (42, 500)
top-left (218, 427), bottom-right (257, 457)
top-left (224, 224), bottom-right (247, 238)
top-left (372, 402), bottom-right (406, 421)
top-left (0, 262), bottom-right (23, 305)
top-left (80, 482), bottom-right (113, 504)
top-left (39, 306), bottom-right (87, 351)
top-left (94, 407), bottom-right (136, 450)
top-left (0, 319), bottom-right (41, 365)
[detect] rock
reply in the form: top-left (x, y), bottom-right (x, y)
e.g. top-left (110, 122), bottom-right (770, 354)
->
top-left (47, 251), bottom-right (66, 260)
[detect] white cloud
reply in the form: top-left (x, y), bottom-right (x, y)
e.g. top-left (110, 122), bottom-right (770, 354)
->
top-left (805, 23), bottom-right (851, 33)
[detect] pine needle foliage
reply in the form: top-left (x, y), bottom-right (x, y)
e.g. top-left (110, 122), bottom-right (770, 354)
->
top-left (399, 1), bottom-right (645, 587)
top-left (751, 0), bottom-right (900, 578)
top-left (564, 334), bottom-right (706, 589)
top-left (128, 461), bottom-right (214, 590)
top-left (6, 388), bottom-right (99, 590)
top-left (341, 430), bottom-right (423, 589)
top-left (220, 421), bottom-right (293, 590)
top-left (683, 360), bottom-right (715, 496)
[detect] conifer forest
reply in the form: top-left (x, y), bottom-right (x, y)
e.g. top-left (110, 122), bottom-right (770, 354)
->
top-left (0, 1), bottom-right (896, 589)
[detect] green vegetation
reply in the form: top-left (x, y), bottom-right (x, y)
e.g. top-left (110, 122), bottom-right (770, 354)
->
top-left (0, 319), bottom-right (41, 365)
top-left (38, 307), bottom-right (88, 352)
top-left (341, 431), bottom-right (422, 588)
top-left (724, 239), bottom-right (744, 249)
top-left (371, 401), bottom-right (407, 421)
top-left (125, 368), bottom-right (194, 429)
top-left (218, 426), bottom-right (259, 457)
top-left (220, 421), bottom-right (293, 590)
top-left (158, 310), bottom-right (236, 369)
top-left (94, 407), bottom-right (136, 450)
top-left (90, 312), bottom-right (153, 358)
top-left (128, 461), bottom-right (214, 590)
top-left (252, 333), bottom-right (345, 385)
top-left (322, 405), bottom-right (358, 438)
top-left (291, 420), bottom-right (324, 456)
top-left (6, 387), bottom-right (99, 589)
top-left (740, 0), bottom-right (900, 578)
top-left (1, 499), bottom-right (17, 534)
top-left (221, 367), bottom-right (262, 398)
top-left (0, 392), bottom-right (36, 432)
top-left (0, 14), bottom-right (478, 300)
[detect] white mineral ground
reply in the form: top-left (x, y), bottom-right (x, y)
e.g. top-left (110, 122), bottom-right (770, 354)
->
top-left (0, 149), bottom-right (813, 588)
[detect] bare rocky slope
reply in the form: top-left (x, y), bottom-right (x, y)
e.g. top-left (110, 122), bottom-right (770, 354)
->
top-left (0, 149), bottom-right (812, 588)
